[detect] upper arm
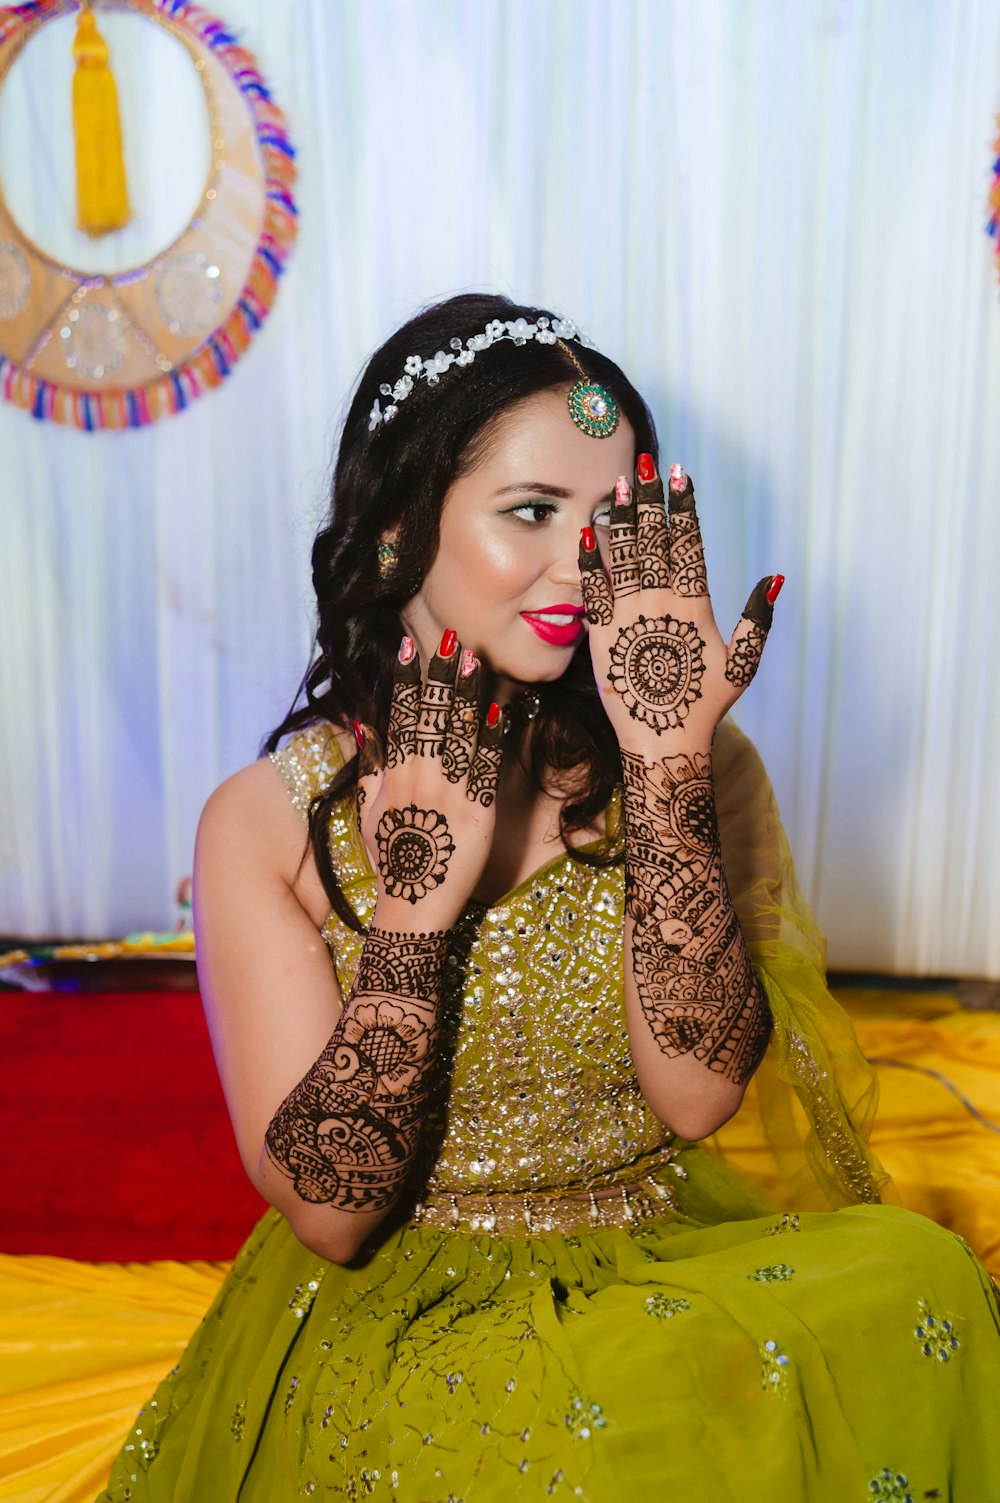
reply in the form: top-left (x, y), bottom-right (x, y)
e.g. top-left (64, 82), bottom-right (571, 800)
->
top-left (193, 758), bottom-right (345, 1198)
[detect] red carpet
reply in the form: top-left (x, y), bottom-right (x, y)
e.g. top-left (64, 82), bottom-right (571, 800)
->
top-left (0, 990), bottom-right (267, 1260)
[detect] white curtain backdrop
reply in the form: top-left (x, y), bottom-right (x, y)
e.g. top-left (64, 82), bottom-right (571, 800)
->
top-left (1, 0), bottom-right (998, 975)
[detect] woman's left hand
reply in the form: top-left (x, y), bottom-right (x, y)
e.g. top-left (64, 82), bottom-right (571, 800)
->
top-left (579, 455), bottom-right (782, 750)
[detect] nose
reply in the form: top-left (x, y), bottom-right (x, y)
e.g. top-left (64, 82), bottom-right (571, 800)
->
top-left (547, 542), bottom-right (585, 596)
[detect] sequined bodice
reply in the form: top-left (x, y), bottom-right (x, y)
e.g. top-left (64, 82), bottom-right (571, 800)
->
top-left (271, 725), bottom-right (684, 1232)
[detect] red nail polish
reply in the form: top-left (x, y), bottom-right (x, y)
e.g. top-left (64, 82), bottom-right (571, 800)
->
top-left (581, 525), bottom-right (596, 551)
top-left (766, 574), bottom-right (785, 604)
top-left (614, 475), bottom-right (630, 506)
top-left (637, 453), bottom-right (656, 483)
top-left (486, 701), bottom-right (500, 728)
top-left (439, 629), bottom-right (458, 658)
top-left (460, 648), bottom-right (477, 677)
top-left (353, 720), bottom-right (364, 748)
top-left (399, 636), bottom-right (415, 664)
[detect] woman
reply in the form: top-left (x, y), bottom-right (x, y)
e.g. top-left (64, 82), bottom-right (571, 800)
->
top-left (101, 294), bottom-right (1000, 1502)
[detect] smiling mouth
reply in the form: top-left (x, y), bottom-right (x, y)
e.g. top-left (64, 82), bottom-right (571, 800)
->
top-left (520, 606), bottom-right (586, 625)
top-left (519, 609), bottom-right (587, 647)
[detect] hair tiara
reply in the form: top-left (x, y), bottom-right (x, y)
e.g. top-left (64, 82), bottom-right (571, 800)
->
top-left (367, 314), bottom-right (620, 440)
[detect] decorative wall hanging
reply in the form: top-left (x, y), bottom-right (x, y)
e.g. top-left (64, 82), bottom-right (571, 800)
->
top-left (0, 0), bottom-right (298, 430)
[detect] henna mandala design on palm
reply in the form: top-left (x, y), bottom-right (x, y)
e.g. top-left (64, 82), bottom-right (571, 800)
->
top-left (668, 512), bottom-right (709, 597)
top-left (376, 805), bottom-right (455, 902)
top-left (609, 614), bottom-right (706, 731)
top-left (725, 622), bottom-right (767, 687)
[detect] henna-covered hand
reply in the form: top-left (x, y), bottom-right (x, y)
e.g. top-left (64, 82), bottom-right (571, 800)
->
top-left (264, 926), bottom-right (450, 1211)
top-left (355, 634), bottom-right (505, 928)
top-left (580, 458), bottom-right (782, 747)
top-left (579, 461), bottom-right (777, 1098)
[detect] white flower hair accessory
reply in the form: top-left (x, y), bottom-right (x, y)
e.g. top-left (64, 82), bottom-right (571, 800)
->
top-left (367, 315), bottom-right (620, 439)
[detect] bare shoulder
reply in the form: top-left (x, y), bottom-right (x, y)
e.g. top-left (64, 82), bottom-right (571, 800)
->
top-left (198, 758), bottom-right (306, 887)
top-left (197, 727), bottom-right (354, 924)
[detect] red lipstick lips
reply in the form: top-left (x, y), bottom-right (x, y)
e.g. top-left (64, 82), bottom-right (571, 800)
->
top-left (520, 604), bottom-right (586, 648)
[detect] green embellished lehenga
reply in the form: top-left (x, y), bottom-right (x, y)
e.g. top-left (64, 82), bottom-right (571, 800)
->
top-left (99, 721), bottom-right (1000, 1503)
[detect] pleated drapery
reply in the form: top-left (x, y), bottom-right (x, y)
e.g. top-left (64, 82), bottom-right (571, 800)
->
top-left (1, 0), bottom-right (998, 974)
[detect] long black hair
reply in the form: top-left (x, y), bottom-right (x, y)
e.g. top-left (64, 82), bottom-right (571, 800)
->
top-left (263, 292), bottom-right (659, 931)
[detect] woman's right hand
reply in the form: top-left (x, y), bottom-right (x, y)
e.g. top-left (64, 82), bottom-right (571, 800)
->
top-left (354, 632), bottom-right (504, 932)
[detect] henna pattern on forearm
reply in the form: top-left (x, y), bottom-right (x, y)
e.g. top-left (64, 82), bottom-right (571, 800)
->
top-left (375, 804), bottom-right (455, 902)
top-left (608, 614), bottom-right (706, 732)
top-left (265, 927), bottom-right (449, 1212)
top-left (621, 748), bottom-right (771, 1084)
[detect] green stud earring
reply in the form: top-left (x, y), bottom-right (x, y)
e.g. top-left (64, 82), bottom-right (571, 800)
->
top-left (377, 540), bottom-right (398, 578)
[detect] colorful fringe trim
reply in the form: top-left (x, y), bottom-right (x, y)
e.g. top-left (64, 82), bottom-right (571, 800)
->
top-left (990, 113), bottom-right (1000, 286)
top-left (0, 0), bottom-right (298, 432)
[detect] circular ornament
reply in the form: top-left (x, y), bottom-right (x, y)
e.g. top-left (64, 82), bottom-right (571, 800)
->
top-left (667, 778), bottom-right (718, 854)
top-left (608, 614), bottom-right (706, 731)
top-left (0, 0), bottom-right (299, 431)
top-left (0, 238), bottom-right (30, 319)
top-left (567, 379), bottom-right (619, 439)
top-left (153, 251), bottom-right (223, 335)
top-left (375, 805), bottom-right (455, 904)
top-left (61, 301), bottom-right (127, 378)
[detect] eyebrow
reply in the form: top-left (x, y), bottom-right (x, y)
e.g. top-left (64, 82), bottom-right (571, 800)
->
top-left (494, 481), bottom-right (573, 499)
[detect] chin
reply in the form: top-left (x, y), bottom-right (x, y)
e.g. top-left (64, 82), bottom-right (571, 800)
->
top-left (487, 641), bottom-right (588, 691)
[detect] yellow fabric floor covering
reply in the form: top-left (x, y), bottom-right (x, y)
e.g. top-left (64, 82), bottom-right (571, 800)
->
top-left (1, 990), bottom-right (998, 1503)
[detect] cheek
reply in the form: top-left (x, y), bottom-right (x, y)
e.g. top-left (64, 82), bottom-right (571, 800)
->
top-left (435, 517), bottom-right (538, 601)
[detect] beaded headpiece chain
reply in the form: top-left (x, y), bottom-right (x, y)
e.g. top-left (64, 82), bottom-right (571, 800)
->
top-left (367, 315), bottom-right (620, 440)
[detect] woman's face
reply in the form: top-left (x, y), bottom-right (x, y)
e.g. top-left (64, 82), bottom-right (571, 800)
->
top-left (401, 386), bottom-right (637, 699)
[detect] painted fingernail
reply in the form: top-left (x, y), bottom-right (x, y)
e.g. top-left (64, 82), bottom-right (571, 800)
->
top-left (399, 635), bottom-right (415, 664)
top-left (669, 463), bottom-right (687, 492)
top-left (353, 720), bottom-right (364, 748)
top-left (439, 629), bottom-right (458, 658)
top-left (766, 574), bottom-right (785, 604)
top-left (581, 525), bottom-right (596, 552)
top-left (615, 475), bottom-right (631, 506)
top-left (460, 648), bottom-right (477, 677)
top-left (486, 701), bottom-right (501, 728)
top-left (637, 453), bottom-right (656, 483)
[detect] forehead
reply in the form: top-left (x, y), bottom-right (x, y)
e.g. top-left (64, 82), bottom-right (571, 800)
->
top-left (467, 386), bottom-right (636, 493)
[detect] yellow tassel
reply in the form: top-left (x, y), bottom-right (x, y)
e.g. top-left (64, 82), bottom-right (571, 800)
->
top-left (72, 3), bottom-right (131, 236)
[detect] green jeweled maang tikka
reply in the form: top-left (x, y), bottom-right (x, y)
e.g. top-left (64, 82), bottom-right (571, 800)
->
top-left (567, 379), bottom-right (619, 439)
top-left (558, 340), bottom-right (620, 439)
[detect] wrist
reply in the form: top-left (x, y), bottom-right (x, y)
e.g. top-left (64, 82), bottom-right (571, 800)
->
top-left (371, 893), bottom-right (462, 936)
top-left (618, 735), bottom-right (715, 774)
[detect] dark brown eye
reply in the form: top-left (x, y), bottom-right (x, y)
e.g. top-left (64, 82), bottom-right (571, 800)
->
top-left (510, 502), bottom-right (555, 524)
